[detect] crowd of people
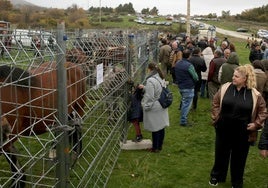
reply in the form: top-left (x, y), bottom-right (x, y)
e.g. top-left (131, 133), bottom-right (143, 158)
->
top-left (128, 32), bottom-right (268, 188)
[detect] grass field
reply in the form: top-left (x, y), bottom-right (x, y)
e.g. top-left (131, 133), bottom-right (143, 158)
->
top-left (107, 32), bottom-right (268, 187)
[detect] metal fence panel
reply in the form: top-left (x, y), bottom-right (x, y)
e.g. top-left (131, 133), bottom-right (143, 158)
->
top-left (0, 27), bottom-right (158, 188)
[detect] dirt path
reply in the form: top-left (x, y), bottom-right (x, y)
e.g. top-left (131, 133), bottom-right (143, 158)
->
top-left (200, 22), bottom-right (261, 41)
top-left (216, 27), bottom-right (251, 40)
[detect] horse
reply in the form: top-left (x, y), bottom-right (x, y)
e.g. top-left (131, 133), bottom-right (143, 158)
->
top-left (0, 61), bottom-right (86, 188)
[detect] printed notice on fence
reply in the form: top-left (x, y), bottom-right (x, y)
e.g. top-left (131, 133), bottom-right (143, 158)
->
top-left (96, 63), bottom-right (103, 86)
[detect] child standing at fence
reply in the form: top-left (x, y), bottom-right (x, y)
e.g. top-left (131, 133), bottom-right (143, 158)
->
top-left (128, 85), bottom-right (143, 142)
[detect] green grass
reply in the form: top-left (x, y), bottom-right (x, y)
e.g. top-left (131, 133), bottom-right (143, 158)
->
top-left (107, 37), bottom-right (268, 187)
top-left (108, 85), bottom-right (268, 188)
top-left (89, 14), bottom-right (183, 33)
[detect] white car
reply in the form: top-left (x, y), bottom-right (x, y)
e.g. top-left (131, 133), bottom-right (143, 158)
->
top-left (12, 29), bottom-right (56, 47)
top-left (257, 29), bottom-right (268, 39)
top-left (12, 29), bottom-right (32, 47)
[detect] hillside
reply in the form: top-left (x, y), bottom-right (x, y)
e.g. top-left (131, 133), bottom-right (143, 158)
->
top-left (10, 0), bottom-right (37, 8)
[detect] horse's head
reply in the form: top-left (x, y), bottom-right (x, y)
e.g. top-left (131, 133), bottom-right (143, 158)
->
top-left (0, 65), bottom-right (38, 86)
top-left (66, 48), bottom-right (88, 64)
top-left (0, 117), bottom-right (11, 148)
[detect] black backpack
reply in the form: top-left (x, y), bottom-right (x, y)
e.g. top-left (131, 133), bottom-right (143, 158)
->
top-left (154, 78), bottom-right (173, 108)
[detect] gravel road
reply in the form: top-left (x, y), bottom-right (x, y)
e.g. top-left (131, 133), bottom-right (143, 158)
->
top-left (200, 22), bottom-right (259, 41)
top-left (216, 27), bottom-right (252, 40)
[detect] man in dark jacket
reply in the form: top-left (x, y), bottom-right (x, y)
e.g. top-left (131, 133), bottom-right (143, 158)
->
top-left (207, 50), bottom-right (226, 99)
top-left (175, 49), bottom-right (198, 126)
top-left (159, 38), bottom-right (172, 78)
top-left (249, 43), bottom-right (263, 63)
top-left (259, 120), bottom-right (268, 158)
top-left (189, 47), bottom-right (207, 110)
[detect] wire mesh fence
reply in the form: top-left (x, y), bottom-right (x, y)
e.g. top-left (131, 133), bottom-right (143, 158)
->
top-left (0, 25), bottom-right (159, 188)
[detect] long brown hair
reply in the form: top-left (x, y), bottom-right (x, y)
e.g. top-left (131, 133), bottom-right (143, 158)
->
top-left (148, 62), bottom-right (164, 79)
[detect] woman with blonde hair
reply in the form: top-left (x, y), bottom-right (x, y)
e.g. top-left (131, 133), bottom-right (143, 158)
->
top-left (209, 64), bottom-right (267, 188)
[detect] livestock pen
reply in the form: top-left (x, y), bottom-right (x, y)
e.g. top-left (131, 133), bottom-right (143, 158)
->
top-left (0, 23), bottom-right (159, 188)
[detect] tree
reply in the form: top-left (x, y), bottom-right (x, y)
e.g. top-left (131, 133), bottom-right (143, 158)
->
top-left (141, 8), bottom-right (149, 15)
top-left (115, 3), bottom-right (135, 14)
top-left (149, 7), bottom-right (158, 15)
top-left (0, 0), bottom-right (13, 11)
top-left (239, 5), bottom-right (268, 22)
top-left (67, 8), bottom-right (87, 23)
top-left (221, 10), bottom-right (230, 18)
top-left (46, 8), bottom-right (65, 19)
top-left (0, 0), bottom-right (13, 20)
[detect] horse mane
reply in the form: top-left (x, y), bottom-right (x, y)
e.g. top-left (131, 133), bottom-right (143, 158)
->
top-left (0, 65), bottom-right (38, 87)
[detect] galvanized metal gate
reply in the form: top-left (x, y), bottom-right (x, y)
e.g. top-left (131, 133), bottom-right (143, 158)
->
top-left (0, 24), bottom-right (158, 188)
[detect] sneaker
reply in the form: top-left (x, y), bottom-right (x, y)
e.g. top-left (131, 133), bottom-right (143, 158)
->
top-left (209, 178), bottom-right (218, 186)
top-left (180, 123), bottom-right (193, 127)
top-left (132, 135), bottom-right (143, 142)
top-left (136, 135), bottom-right (143, 142)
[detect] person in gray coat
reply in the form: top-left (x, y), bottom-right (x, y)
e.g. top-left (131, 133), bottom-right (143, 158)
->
top-left (139, 62), bottom-right (169, 152)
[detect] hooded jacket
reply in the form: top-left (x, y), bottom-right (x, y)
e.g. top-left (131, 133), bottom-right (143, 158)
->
top-left (141, 71), bottom-right (169, 132)
top-left (219, 52), bottom-right (239, 84)
top-left (201, 47), bottom-right (214, 80)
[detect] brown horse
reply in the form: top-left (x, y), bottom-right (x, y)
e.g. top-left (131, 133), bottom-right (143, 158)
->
top-left (0, 61), bottom-right (86, 188)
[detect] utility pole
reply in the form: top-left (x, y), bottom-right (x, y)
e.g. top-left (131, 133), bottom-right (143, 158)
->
top-left (99, 0), bottom-right (102, 24)
top-left (186, 0), bottom-right (191, 37)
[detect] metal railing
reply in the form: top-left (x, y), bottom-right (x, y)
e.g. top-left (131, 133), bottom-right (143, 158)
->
top-left (0, 24), bottom-right (158, 187)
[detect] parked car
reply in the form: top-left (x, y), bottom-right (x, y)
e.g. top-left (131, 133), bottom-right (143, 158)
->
top-left (236, 28), bottom-right (248, 32)
top-left (257, 29), bottom-right (268, 39)
top-left (145, 21), bottom-right (156, 25)
top-left (164, 22), bottom-right (172, 26)
top-left (208, 25), bottom-right (216, 31)
top-left (12, 29), bottom-right (56, 47)
top-left (156, 21), bottom-right (166, 25)
top-left (198, 23), bottom-right (206, 30)
top-left (134, 17), bottom-right (145, 24)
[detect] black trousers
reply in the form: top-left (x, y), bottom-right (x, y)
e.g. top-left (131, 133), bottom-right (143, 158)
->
top-left (152, 128), bottom-right (165, 150)
top-left (170, 67), bottom-right (176, 84)
top-left (210, 123), bottom-right (250, 186)
top-left (193, 81), bottom-right (201, 109)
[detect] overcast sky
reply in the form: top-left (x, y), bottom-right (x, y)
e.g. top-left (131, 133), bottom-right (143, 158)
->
top-left (25, 0), bottom-right (267, 16)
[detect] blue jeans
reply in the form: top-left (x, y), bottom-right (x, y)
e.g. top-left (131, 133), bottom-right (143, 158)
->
top-left (179, 88), bottom-right (194, 125)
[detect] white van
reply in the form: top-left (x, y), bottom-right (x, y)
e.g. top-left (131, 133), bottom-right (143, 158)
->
top-left (12, 29), bottom-right (56, 47)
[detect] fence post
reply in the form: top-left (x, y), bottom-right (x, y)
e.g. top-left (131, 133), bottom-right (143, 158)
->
top-left (56, 21), bottom-right (70, 188)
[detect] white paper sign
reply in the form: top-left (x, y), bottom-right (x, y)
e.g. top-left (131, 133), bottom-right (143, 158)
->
top-left (96, 63), bottom-right (103, 85)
